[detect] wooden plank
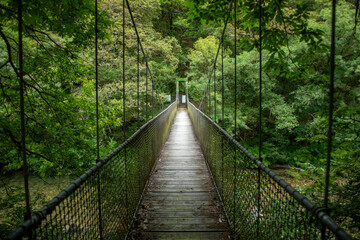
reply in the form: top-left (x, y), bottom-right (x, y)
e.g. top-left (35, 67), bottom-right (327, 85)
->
top-left (141, 224), bottom-right (228, 232)
top-left (143, 193), bottom-right (218, 201)
top-left (148, 185), bottom-right (214, 190)
top-left (141, 232), bottom-right (231, 240)
top-left (129, 108), bottom-right (230, 239)
top-left (148, 183), bottom-right (213, 188)
top-left (141, 200), bottom-right (217, 206)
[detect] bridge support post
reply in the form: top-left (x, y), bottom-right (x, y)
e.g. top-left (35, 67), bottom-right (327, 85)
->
top-left (176, 78), bottom-right (188, 108)
top-left (176, 81), bottom-right (179, 105)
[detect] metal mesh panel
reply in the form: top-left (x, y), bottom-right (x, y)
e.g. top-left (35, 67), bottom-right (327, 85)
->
top-left (7, 102), bottom-right (177, 240)
top-left (188, 102), bottom-right (351, 240)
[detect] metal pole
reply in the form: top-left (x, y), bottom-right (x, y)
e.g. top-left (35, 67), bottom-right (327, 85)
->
top-left (145, 65), bottom-right (148, 122)
top-left (176, 81), bottom-right (179, 104)
top-left (257, 0), bottom-right (263, 237)
top-left (151, 72), bottom-right (154, 119)
top-left (233, 0), bottom-right (237, 231)
top-left (208, 82), bottom-right (211, 116)
top-left (258, 0), bottom-right (263, 163)
top-left (95, 1), bottom-right (103, 238)
top-left (137, 39), bottom-right (140, 129)
top-left (122, 0), bottom-right (126, 141)
top-left (322, 0), bottom-right (336, 238)
top-left (324, 0), bottom-right (336, 208)
top-left (18, 0), bottom-right (32, 227)
top-left (234, 0), bottom-right (237, 138)
top-left (221, 40), bottom-right (225, 198)
top-left (122, 0), bottom-right (129, 222)
top-left (214, 64), bottom-right (217, 122)
top-left (95, 0), bottom-right (100, 162)
top-left (221, 42), bottom-right (224, 128)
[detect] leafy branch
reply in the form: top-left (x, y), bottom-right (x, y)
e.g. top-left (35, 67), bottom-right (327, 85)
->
top-left (5, 128), bottom-right (53, 163)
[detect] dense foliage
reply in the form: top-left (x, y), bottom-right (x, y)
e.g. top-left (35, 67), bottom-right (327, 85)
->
top-left (0, 0), bottom-right (359, 237)
top-left (0, 0), bottom-right (181, 178)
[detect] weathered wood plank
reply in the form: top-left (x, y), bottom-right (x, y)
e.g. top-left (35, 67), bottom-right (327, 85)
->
top-left (141, 232), bottom-right (230, 240)
top-left (129, 108), bottom-right (230, 239)
top-left (137, 210), bottom-right (222, 218)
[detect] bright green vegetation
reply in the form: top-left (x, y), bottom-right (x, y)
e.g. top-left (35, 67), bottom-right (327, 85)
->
top-left (0, 0), bottom-right (359, 238)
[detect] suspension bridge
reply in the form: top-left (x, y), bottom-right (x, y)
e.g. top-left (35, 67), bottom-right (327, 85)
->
top-left (7, 0), bottom-right (354, 239)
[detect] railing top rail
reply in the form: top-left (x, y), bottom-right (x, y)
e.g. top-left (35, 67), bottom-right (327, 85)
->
top-left (188, 101), bottom-right (352, 240)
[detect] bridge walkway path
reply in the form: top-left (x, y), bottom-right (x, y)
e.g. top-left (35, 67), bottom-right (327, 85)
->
top-left (130, 108), bottom-right (230, 239)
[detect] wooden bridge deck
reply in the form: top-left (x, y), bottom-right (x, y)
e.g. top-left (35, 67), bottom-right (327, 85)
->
top-left (130, 108), bottom-right (230, 240)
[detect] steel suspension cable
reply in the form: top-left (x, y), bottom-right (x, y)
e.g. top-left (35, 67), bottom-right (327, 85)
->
top-left (324, 0), bottom-right (336, 209)
top-left (221, 43), bottom-right (224, 128)
top-left (122, 0), bottom-right (129, 220)
top-left (122, 0), bottom-right (126, 141)
top-left (233, 0), bottom-right (237, 229)
top-left (234, 0), bottom-right (237, 138)
top-left (221, 39), bottom-right (225, 198)
top-left (146, 64), bottom-right (148, 121)
top-left (209, 82), bottom-right (211, 115)
top-left (199, 0), bottom-right (233, 110)
top-left (258, 1), bottom-right (263, 163)
top-left (137, 39), bottom-right (140, 129)
top-left (257, 0), bottom-right (263, 237)
top-left (95, 1), bottom-right (103, 238)
top-left (214, 64), bottom-right (216, 122)
top-left (18, 0), bottom-right (31, 224)
top-left (95, 0), bottom-right (100, 162)
top-left (151, 65), bottom-right (154, 118)
top-left (322, 0), bottom-right (336, 239)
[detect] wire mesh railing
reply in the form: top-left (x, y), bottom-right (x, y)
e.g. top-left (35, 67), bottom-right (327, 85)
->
top-left (7, 102), bottom-right (177, 240)
top-left (188, 102), bottom-right (352, 240)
